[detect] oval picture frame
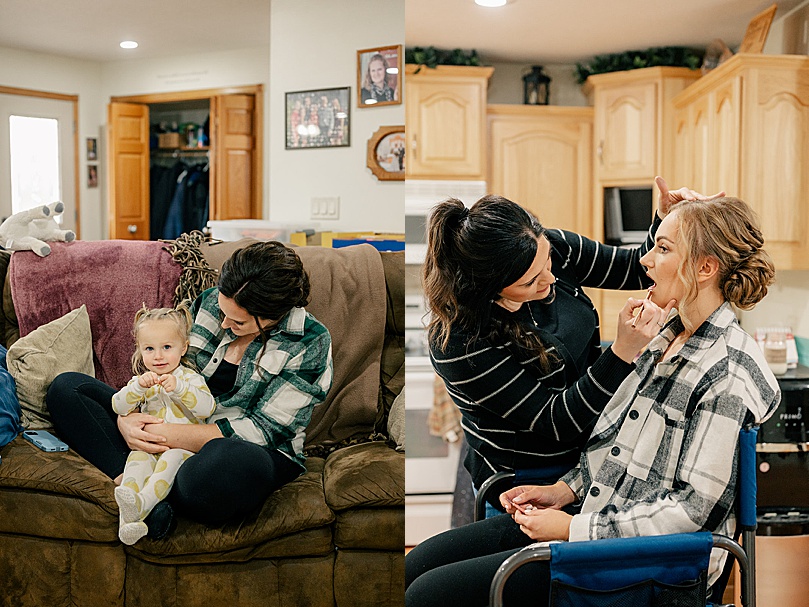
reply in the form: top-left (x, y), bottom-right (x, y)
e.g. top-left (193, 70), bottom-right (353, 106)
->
top-left (367, 125), bottom-right (405, 181)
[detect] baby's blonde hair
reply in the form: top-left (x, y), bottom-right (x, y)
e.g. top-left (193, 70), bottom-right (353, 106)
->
top-left (131, 301), bottom-right (194, 374)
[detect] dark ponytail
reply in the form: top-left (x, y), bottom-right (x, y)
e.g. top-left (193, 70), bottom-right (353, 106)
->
top-left (423, 195), bottom-right (557, 372)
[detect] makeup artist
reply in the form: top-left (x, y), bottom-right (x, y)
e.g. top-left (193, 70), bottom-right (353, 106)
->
top-left (422, 177), bottom-right (723, 516)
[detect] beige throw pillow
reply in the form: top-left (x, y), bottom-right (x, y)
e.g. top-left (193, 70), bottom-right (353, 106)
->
top-left (387, 387), bottom-right (405, 452)
top-left (7, 304), bottom-right (94, 429)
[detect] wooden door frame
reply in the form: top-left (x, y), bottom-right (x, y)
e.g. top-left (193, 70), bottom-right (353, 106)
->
top-left (111, 85), bottom-right (264, 219)
top-left (0, 85), bottom-right (81, 238)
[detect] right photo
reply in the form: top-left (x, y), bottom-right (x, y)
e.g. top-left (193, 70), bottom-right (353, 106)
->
top-left (403, 2), bottom-right (809, 606)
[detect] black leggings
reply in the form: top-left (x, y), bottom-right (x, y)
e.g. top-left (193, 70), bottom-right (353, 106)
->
top-left (405, 514), bottom-right (551, 607)
top-left (46, 372), bottom-right (301, 526)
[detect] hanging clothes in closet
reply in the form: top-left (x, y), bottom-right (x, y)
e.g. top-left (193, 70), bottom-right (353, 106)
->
top-left (150, 154), bottom-right (209, 240)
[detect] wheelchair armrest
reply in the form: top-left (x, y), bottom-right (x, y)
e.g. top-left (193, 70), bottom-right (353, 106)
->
top-left (489, 533), bottom-right (755, 607)
top-left (474, 471), bottom-right (514, 522)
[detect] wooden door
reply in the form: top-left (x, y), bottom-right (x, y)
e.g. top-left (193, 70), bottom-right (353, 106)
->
top-left (108, 102), bottom-right (149, 240)
top-left (488, 106), bottom-right (593, 237)
top-left (213, 94), bottom-right (256, 220)
top-left (710, 77), bottom-right (741, 197)
top-left (595, 82), bottom-right (657, 181)
top-left (741, 66), bottom-right (809, 270)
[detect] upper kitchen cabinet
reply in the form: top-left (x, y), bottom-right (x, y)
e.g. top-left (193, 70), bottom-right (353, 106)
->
top-left (584, 67), bottom-right (701, 187)
top-left (405, 64), bottom-right (494, 181)
top-left (672, 54), bottom-right (809, 270)
top-left (488, 105), bottom-right (594, 236)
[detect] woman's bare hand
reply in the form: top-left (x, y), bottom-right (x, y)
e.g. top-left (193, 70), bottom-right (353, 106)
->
top-left (611, 295), bottom-right (676, 363)
top-left (656, 176), bottom-right (725, 217)
top-left (116, 412), bottom-right (169, 454)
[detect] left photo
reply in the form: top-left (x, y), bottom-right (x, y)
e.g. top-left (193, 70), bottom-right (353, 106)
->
top-left (0, 1), bottom-right (405, 605)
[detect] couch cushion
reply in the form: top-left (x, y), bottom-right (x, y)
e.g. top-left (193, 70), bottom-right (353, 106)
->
top-left (333, 507), bottom-right (404, 551)
top-left (8, 240), bottom-right (181, 390)
top-left (0, 435), bottom-right (118, 541)
top-left (7, 305), bottom-right (94, 429)
top-left (127, 456), bottom-right (335, 563)
top-left (323, 442), bottom-right (404, 511)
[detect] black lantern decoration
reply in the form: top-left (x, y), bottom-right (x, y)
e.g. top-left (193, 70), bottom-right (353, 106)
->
top-left (523, 65), bottom-right (551, 105)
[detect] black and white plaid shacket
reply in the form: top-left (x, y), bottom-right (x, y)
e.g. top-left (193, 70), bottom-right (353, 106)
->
top-left (561, 301), bottom-right (780, 582)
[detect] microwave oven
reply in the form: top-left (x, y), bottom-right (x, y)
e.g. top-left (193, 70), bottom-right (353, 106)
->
top-left (604, 186), bottom-right (653, 246)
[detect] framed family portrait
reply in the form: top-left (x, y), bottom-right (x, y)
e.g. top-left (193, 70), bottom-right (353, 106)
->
top-left (357, 45), bottom-right (402, 108)
top-left (367, 125), bottom-right (405, 181)
top-left (285, 87), bottom-right (351, 150)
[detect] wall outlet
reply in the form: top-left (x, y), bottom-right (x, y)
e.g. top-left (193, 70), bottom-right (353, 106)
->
top-left (311, 196), bottom-right (339, 219)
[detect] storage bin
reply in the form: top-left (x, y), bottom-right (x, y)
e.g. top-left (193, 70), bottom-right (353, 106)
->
top-left (158, 132), bottom-right (183, 149)
top-left (207, 220), bottom-right (316, 243)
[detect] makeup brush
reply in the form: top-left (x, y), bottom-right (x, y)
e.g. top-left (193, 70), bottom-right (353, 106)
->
top-left (631, 288), bottom-right (653, 328)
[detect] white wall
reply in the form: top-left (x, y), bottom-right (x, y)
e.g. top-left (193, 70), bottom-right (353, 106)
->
top-left (0, 46), bottom-right (105, 240)
top-left (269, 0), bottom-right (405, 233)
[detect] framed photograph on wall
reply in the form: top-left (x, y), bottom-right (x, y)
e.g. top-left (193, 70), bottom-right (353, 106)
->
top-left (357, 45), bottom-right (402, 108)
top-left (367, 125), bottom-right (405, 181)
top-left (86, 137), bottom-right (97, 161)
top-left (87, 165), bottom-right (98, 188)
top-left (285, 87), bottom-right (351, 150)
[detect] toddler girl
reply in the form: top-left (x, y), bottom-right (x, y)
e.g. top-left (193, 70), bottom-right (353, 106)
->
top-left (112, 304), bottom-right (215, 545)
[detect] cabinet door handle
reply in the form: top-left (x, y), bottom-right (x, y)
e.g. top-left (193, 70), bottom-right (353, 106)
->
top-left (128, 224), bottom-right (137, 234)
top-left (597, 140), bottom-right (604, 165)
top-left (411, 134), bottom-right (418, 162)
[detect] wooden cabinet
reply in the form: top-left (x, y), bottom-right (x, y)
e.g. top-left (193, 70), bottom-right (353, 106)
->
top-left (487, 104), bottom-right (594, 236)
top-left (584, 67), bottom-right (700, 341)
top-left (108, 86), bottom-right (263, 240)
top-left (672, 54), bottom-right (809, 270)
top-left (585, 67), bottom-right (700, 188)
top-left (405, 64), bottom-right (493, 180)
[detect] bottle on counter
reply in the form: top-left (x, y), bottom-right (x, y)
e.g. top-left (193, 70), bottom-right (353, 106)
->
top-left (764, 331), bottom-right (788, 376)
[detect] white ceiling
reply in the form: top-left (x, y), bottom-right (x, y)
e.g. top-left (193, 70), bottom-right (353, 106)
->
top-left (0, 1), bottom-right (798, 65)
top-left (0, 0), bottom-right (271, 62)
top-left (405, 0), bottom-right (800, 65)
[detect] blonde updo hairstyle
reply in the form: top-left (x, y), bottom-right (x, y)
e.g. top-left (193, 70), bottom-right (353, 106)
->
top-left (673, 197), bottom-right (775, 332)
top-left (131, 302), bottom-right (195, 374)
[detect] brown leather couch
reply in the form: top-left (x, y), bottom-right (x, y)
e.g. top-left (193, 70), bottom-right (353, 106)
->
top-left (0, 239), bottom-right (404, 607)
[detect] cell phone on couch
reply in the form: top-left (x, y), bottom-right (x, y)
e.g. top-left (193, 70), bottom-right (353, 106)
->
top-left (22, 430), bottom-right (69, 452)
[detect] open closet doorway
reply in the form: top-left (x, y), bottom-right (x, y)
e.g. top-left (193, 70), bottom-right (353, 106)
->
top-left (108, 85), bottom-right (263, 240)
top-left (0, 87), bottom-right (79, 236)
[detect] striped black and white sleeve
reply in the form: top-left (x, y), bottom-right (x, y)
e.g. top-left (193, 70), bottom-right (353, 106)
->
top-left (432, 337), bottom-right (634, 443)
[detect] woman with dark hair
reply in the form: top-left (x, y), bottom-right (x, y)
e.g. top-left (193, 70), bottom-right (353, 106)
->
top-left (47, 241), bottom-right (332, 538)
top-left (423, 178), bottom-right (721, 514)
top-left (407, 196), bottom-right (779, 607)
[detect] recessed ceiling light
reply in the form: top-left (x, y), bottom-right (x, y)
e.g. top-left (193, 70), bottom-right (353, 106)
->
top-left (120, 41), bottom-right (138, 50)
top-left (475, 0), bottom-right (507, 6)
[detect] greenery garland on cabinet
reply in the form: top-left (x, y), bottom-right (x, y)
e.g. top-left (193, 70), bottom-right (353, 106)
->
top-left (575, 46), bottom-right (703, 84)
top-left (405, 46), bottom-right (482, 70)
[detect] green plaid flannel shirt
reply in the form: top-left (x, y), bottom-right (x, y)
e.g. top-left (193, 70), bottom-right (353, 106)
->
top-left (189, 287), bottom-right (333, 468)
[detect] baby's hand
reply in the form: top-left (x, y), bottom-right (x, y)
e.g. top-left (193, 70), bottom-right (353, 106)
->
top-left (158, 374), bottom-right (177, 393)
top-left (138, 372), bottom-right (160, 388)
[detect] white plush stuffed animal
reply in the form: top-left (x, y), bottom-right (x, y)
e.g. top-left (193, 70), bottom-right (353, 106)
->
top-left (0, 202), bottom-right (76, 257)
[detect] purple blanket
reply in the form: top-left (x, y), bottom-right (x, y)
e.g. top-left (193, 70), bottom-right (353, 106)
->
top-left (9, 240), bottom-right (181, 389)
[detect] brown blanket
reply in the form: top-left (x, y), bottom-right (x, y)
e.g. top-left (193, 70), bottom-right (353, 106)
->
top-left (201, 240), bottom-right (387, 447)
top-left (9, 240), bottom-right (181, 389)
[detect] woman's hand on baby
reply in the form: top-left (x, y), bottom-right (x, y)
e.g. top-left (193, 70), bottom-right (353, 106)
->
top-left (656, 176), bottom-right (725, 217)
top-left (137, 372), bottom-right (161, 388)
top-left (611, 296), bottom-right (676, 363)
top-left (514, 508), bottom-right (573, 542)
top-left (157, 374), bottom-right (177, 393)
top-left (117, 412), bottom-right (169, 454)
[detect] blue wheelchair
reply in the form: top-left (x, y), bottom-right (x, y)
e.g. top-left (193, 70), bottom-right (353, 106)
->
top-left (488, 425), bottom-right (759, 607)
